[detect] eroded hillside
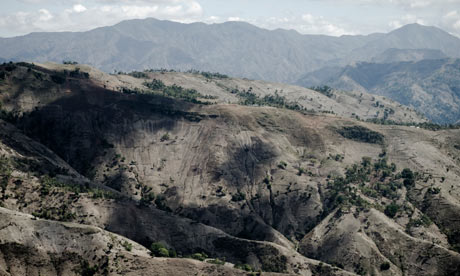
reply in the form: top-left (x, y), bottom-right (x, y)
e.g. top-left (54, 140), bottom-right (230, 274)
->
top-left (0, 62), bottom-right (459, 276)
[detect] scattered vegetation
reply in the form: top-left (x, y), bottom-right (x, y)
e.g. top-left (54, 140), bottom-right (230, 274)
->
top-left (384, 203), bottom-right (400, 218)
top-left (140, 188), bottom-right (155, 204)
top-left (231, 190), bottom-right (246, 202)
top-left (144, 79), bottom-right (211, 104)
top-left (401, 168), bottom-right (415, 187)
top-left (32, 205), bottom-right (76, 222)
top-left (206, 258), bottom-right (226, 265)
top-left (51, 73), bottom-right (66, 84)
top-left (67, 68), bottom-right (89, 79)
top-left (62, 60), bottom-right (78, 65)
top-left (323, 157), bottom-right (412, 218)
top-left (380, 262), bottom-right (390, 271)
top-left (51, 68), bottom-right (89, 84)
top-left (235, 263), bottom-right (254, 272)
top-left (310, 85), bottom-right (334, 98)
top-left (0, 156), bottom-right (13, 196)
top-left (406, 215), bottom-right (432, 231)
top-left (160, 133), bottom-right (170, 142)
top-left (128, 71), bottom-right (149, 78)
top-left (40, 175), bottom-right (118, 199)
top-left (236, 88), bottom-right (303, 111)
top-left (297, 167), bottom-right (306, 176)
top-left (154, 194), bottom-right (172, 212)
top-left (80, 260), bottom-right (98, 276)
top-left (186, 69), bottom-right (229, 79)
top-left (146, 79), bottom-right (165, 90)
top-left (278, 161), bottom-right (287, 169)
top-left (366, 118), bottom-right (460, 131)
top-left (122, 241), bottom-right (132, 251)
top-left (150, 242), bottom-right (175, 257)
top-left (190, 252), bottom-right (208, 261)
top-left (337, 125), bottom-right (384, 144)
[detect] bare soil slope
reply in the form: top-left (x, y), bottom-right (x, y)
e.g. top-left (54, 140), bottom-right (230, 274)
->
top-left (0, 62), bottom-right (459, 275)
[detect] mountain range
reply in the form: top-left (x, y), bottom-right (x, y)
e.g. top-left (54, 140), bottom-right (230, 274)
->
top-left (1, 19), bottom-right (459, 84)
top-left (297, 58), bottom-right (460, 124)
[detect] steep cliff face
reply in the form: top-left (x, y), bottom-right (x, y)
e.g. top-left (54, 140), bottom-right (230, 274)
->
top-left (0, 62), bottom-right (460, 275)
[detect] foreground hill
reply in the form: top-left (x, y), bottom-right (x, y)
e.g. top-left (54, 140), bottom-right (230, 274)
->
top-left (0, 62), bottom-right (460, 275)
top-left (297, 58), bottom-right (460, 124)
top-left (0, 208), bottom-right (268, 276)
top-left (0, 19), bottom-right (459, 83)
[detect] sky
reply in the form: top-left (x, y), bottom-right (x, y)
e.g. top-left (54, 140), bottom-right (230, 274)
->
top-left (0, 0), bottom-right (460, 38)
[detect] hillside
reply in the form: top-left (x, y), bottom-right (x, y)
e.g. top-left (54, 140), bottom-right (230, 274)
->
top-left (0, 207), bottom-right (269, 276)
top-left (26, 62), bottom-right (425, 123)
top-left (0, 62), bottom-right (460, 275)
top-left (0, 19), bottom-right (459, 83)
top-left (371, 48), bottom-right (447, 63)
top-left (297, 58), bottom-right (460, 124)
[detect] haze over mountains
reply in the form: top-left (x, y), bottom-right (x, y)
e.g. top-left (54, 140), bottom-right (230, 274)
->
top-left (1, 18), bottom-right (459, 84)
top-left (1, 9), bottom-right (460, 274)
top-left (297, 58), bottom-right (460, 124)
top-left (1, 18), bottom-right (460, 124)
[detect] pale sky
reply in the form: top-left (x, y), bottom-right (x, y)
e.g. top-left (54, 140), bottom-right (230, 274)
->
top-left (1, 0), bottom-right (460, 37)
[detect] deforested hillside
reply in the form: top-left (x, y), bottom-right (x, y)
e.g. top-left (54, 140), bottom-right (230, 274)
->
top-left (0, 207), bottom-right (267, 276)
top-left (0, 62), bottom-right (460, 276)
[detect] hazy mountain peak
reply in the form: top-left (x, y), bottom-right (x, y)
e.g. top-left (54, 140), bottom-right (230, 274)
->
top-left (0, 18), bottom-right (459, 83)
top-left (390, 22), bottom-right (451, 36)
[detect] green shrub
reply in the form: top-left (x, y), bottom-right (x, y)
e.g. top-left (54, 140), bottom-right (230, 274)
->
top-left (237, 90), bottom-right (303, 111)
top-left (145, 79), bottom-right (166, 90)
top-left (297, 167), bottom-right (306, 176)
top-left (310, 85), bottom-right (334, 97)
top-left (401, 168), bottom-right (414, 180)
top-left (122, 241), bottom-right (132, 251)
top-left (384, 203), bottom-right (400, 218)
top-left (144, 80), bottom-right (208, 104)
top-left (51, 74), bottom-right (66, 84)
top-left (129, 71), bottom-right (149, 78)
top-left (191, 252), bottom-right (208, 261)
top-left (427, 187), bottom-right (441, 194)
top-left (278, 161), bottom-right (287, 169)
top-left (337, 126), bottom-right (384, 144)
top-left (160, 133), bottom-right (170, 142)
top-left (155, 195), bottom-right (172, 212)
top-left (150, 242), bottom-right (170, 257)
top-left (168, 249), bottom-right (177, 258)
top-left (235, 263), bottom-right (254, 272)
top-left (207, 258), bottom-right (225, 265)
top-left (142, 191), bottom-right (155, 203)
top-left (0, 155), bottom-right (12, 191)
top-left (231, 191), bottom-right (246, 202)
top-left (380, 262), bottom-right (390, 271)
top-left (362, 156), bottom-right (372, 167)
top-left (157, 248), bottom-right (170, 257)
top-left (80, 260), bottom-right (98, 276)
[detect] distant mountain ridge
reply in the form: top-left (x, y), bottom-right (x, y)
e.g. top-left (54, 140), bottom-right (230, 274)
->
top-left (0, 19), bottom-right (459, 83)
top-left (297, 58), bottom-right (460, 124)
top-left (371, 48), bottom-right (447, 63)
